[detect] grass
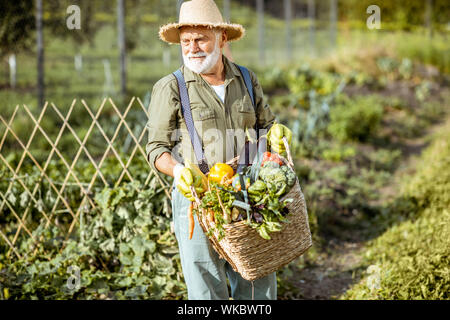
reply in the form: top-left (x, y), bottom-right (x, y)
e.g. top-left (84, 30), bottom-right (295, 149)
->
top-left (341, 117), bottom-right (450, 300)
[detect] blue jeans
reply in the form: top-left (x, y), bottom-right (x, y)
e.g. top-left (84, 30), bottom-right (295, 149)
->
top-left (171, 186), bottom-right (277, 300)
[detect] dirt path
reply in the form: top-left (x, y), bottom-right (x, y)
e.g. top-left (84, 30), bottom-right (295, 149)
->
top-left (285, 240), bottom-right (365, 299)
top-left (282, 116), bottom-right (448, 300)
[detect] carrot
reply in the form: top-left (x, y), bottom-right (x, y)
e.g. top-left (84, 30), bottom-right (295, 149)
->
top-left (188, 202), bottom-right (194, 240)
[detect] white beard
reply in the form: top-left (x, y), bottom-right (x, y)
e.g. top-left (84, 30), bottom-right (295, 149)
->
top-left (182, 39), bottom-right (222, 74)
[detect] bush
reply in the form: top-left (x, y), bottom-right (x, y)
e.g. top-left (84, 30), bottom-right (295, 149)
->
top-left (321, 144), bottom-right (356, 162)
top-left (327, 96), bottom-right (384, 142)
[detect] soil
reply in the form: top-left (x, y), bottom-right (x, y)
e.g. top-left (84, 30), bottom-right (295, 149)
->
top-left (284, 241), bottom-right (365, 300)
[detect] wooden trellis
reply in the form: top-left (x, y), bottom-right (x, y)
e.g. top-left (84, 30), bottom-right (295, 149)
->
top-left (0, 97), bottom-right (171, 260)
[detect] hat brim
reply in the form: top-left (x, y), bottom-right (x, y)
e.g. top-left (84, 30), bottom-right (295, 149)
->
top-left (159, 22), bottom-right (245, 44)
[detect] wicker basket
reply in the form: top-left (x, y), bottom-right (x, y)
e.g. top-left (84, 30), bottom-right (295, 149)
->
top-left (192, 141), bottom-right (312, 281)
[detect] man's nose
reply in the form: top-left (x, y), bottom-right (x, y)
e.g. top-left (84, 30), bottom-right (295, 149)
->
top-left (189, 41), bottom-right (200, 53)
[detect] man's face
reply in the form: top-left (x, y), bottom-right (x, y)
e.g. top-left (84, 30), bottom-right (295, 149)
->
top-left (180, 27), bottom-right (225, 74)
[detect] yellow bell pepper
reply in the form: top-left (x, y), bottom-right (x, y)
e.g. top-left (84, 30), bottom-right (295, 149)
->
top-left (208, 163), bottom-right (234, 184)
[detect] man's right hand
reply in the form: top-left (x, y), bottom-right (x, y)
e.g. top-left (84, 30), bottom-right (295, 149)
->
top-left (174, 163), bottom-right (208, 201)
top-left (175, 167), bottom-right (193, 199)
top-left (174, 164), bottom-right (193, 199)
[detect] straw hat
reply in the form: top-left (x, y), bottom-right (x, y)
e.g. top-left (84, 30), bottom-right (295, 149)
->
top-left (159, 0), bottom-right (245, 44)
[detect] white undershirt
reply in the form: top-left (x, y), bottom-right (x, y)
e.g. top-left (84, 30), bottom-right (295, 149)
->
top-left (211, 84), bottom-right (226, 103)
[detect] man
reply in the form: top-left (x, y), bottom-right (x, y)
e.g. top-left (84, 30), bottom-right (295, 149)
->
top-left (146, 0), bottom-right (292, 300)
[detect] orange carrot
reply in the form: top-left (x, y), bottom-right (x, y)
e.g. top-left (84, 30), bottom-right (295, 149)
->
top-left (188, 202), bottom-right (194, 240)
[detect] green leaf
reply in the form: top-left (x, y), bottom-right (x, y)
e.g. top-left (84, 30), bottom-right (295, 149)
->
top-left (115, 276), bottom-right (132, 287)
top-left (95, 189), bottom-right (111, 210)
top-left (19, 191), bottom-right (30, 208)
top-left (117, 206), bottom-right (130, 219)
top-left (35, 199), bottom-right (45, 212)
top-left (6, 191), bottom-right (16, 206)
top-left (130, 237), bottom-right (144, 255)
top-left (111, 188), bottom-right (126, 207)
top-left (99, 238), bottom-right (115, 253)
top-left (143, 239), bottom-right (156, 254)
top-left (257, 225), bottom-right (271, 240)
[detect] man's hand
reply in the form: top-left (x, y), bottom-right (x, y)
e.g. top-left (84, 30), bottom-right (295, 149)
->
top-left (174, 164), bottom-right (195, 201)
top-left (267, 123), bottom-right (292, 155)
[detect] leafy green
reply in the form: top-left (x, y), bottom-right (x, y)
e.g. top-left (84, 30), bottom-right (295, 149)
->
top-left (0, 177), bottom-right (186, 300)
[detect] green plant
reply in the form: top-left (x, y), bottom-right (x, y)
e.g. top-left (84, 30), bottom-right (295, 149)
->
top-left (0, 149), bottom-right (184, 300)
top-left (321, 144), bottom-right (356, 162)
top-left (327, 95), bottom-right (384, 142)
top-left (342, 119), bottom-right (450, 300)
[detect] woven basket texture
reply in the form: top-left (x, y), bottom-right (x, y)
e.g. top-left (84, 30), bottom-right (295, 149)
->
top-left (195, 156), bottom-right (312, 281)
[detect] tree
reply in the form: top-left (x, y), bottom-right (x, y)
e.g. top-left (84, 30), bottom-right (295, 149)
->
top-left (43, 0), bottom-right (102, 47)
top-left (0, 0), bottom-right (35, 58)
top-left (0, 0), bottom-right (35, 88)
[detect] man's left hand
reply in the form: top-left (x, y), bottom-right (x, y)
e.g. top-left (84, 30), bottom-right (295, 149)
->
top-left (267, 123), bottom-right (292, 155)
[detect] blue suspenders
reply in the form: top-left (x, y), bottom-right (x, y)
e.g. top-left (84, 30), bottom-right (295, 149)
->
top-left (172, 64), bottom-right (256, 174)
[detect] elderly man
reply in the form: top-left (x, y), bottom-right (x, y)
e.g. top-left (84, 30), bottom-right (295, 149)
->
top-left (146, 0), bottom-right (292, 300)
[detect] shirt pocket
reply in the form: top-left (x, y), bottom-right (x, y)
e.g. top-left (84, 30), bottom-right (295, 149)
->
top-left (237, 95), bottom-right (256, 129)
top-left (191, 106), bottom-right (217, 143)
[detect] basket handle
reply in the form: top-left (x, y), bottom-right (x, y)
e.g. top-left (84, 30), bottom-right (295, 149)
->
top-left (282, 137), bottom-right (294, 170)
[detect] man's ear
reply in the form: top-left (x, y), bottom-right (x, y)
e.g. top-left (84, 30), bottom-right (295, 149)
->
top-left (220, 30), bottom-right (227, 48)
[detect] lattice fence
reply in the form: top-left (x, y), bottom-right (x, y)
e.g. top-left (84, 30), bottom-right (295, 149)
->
top-left (0, 97), bottom-right (171, 260)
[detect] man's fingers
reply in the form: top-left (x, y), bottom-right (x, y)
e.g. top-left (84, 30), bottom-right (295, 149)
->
top-left (177, 179), bottom-right (191, 194)
top-left (180, 168), bottom-right (193, 185)
top-left (195, 186), bottom-right (205, 194)
top-left (284, 127), bottom-right (292, 144)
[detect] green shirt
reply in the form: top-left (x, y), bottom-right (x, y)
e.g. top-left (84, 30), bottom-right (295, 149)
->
top-left (145, 56), bottom-right (275, 173)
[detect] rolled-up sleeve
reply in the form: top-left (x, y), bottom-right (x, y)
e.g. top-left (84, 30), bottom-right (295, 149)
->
top-left (249, 69), bottom-right (275, 132)
top-left (145, 76), bottom-right (180, 173)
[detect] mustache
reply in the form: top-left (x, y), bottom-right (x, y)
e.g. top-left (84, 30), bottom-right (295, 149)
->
top-left (187, 52), bottom-right (208, 58)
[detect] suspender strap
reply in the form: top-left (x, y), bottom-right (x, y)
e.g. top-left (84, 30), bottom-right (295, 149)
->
top-left (173, 69), bottom-right (210, 174)
top-left (236, 64), bottom-right (255, 108)
top-left (236, 64), bottom-right (259, 167)
top-left (173, 65), bottom-right (257, 173)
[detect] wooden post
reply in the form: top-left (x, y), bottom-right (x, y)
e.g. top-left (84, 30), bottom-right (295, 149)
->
top-left (36, 0), bottom-right (44, 109)
top-left (103, 59), bottom-right (115, 96)
top-left (284, 0), bottom-right (292, 62)
top-left (329, 0), bottom-right (337, 49)
top-left (257, 0), bottom-right (265, 66)
top-left (8, 54), bottom-right (16, 89)
top-left (74, 54), bottom-right (82, 72)
top-left (308, 0), bottom-right (315, 55)
top-left (425, 0), bottom-right (433, 38)
top-left (117, 0), bottom-right (127, 96)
